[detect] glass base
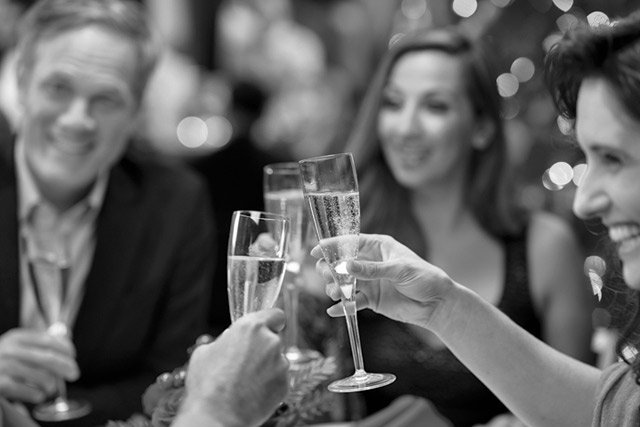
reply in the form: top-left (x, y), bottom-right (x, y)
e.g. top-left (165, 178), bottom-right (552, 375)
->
top-left (33, 398), bottom-right (92, 422)
top-left (328, 371), bottom-right (396, 393)
top-left (285, 346), bottom-right (322, 366)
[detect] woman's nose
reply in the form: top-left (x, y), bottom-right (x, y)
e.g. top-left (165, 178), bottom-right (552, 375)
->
top-left (572, 167), bottom-right (610, 220)
top-left (396, 104), bottom-right (420, 136)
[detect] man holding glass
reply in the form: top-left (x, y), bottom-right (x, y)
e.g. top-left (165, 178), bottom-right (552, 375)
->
top-left (0, 0), bottom-right (221, 424)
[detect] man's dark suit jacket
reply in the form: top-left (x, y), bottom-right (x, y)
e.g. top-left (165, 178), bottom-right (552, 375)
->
top-left (0, 138), bottom-right (215, 426)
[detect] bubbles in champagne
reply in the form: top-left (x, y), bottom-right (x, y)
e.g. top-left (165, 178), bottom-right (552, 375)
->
top-left (306, 190), bottom-right (360, 240)
top-left (306, 190), bottom-right (360, 293)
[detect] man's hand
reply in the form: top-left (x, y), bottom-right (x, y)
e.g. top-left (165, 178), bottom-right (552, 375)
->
top-left (0, 328), bottom-right (79, 403)
top-left (179, 309), bottom-right (288, 427)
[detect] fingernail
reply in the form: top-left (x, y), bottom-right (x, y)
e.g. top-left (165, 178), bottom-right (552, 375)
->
top-left (326, 306), bottom-right (340, 317)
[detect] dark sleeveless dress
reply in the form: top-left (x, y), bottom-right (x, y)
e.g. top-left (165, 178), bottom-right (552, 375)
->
top-left (357, 232), bottom-right (541, 427)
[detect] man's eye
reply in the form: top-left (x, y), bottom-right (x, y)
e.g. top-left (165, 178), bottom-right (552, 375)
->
top-left (94, 95), bottom-right (122, 111)
top-left (43, 81), bottom-right (71, 98)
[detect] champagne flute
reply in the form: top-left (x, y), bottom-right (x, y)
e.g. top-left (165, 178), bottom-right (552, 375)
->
top-left (25, 230), bottom-right (92, 422)
top-left (299, 152), bottom-right (395, 393)
top-left (263, 163), bottom-right (322, 365)
top-left (227, 210), bottom-right (289, 322)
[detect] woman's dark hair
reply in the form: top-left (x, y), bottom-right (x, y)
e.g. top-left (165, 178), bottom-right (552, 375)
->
top-left (345, 26), bottom-right (525, 256)
top-left (545, 11), bottom-right (640, 382)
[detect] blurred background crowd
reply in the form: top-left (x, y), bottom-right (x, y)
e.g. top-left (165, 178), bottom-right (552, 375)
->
top-left (0, 0), bottom-right (636, 231)
top-left (1, 0), bottom-right (635, 248)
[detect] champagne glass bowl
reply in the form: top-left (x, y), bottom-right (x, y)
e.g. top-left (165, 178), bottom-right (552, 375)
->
top-left (299, 153), bottom-right (395, 393)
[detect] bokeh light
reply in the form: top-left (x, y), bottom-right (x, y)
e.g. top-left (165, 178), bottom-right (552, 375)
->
top-left (205, 115), bottom-right (233, 149)
top-left (501, 97), bottom-right (520, 120)
top-left (542, 169), bottom-right (563, 191)
top-left (587, 11), bottom-right (610, 27)
top-left (452, 0), bottom-right (477, 18)
top-left (542, 33), bottom-right (562, 52)
top-left (572, 163), bottom-right (587, 186)
top-left (490, 0), bottom-right (512, 7)
top-left (510, 57), bottom-right (535, 82)
top-left (401, 0), bottom-right (428, 20)
top-left (552, 0), bottom-right (573, 12)
top-left (388, 32), bottom-right (405, 48)
top-left (556, 115), bottom-right (573, 135)
top-left (497, 73), bottom-right (519, 97)
top-left (177, 116), bottom-right (208, 148)
top-left (556, 13), bottom-right (579, 32)
top-left (584, 255), bottom-right (606, 278)
top-left (549, 161), bottom-right (574, 186)
top-left (622, 345), bottom-right (639, 361)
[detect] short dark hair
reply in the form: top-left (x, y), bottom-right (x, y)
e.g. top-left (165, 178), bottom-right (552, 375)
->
top-left (545, 10), bottom-right (640, 122)
top-left (15, 0), bottom-right (160, 103)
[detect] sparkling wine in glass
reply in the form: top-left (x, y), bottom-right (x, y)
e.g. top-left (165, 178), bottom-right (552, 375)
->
top-left (227, 210), bottom-right (289, 322)
top-left (299, 152), bottom-right (395, 393)
top-left (25, 230), bottom-right (92, 422)
top-left (264, 163), bottom-right (322, 365)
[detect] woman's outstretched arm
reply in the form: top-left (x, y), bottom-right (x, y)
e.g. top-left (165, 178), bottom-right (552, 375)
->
top-left (316, 233), bottom-right (601, 427)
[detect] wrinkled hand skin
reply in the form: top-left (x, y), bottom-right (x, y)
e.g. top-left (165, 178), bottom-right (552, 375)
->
top-left (313, 233), bottom-right (456, 329)
top-left (180, 309), bottom-right (288, 427)
top-left (0, 328), bottom-right (79, 403)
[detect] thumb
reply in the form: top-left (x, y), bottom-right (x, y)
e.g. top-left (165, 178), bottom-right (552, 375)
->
top-left (249, 308), bottom-right (286, 333)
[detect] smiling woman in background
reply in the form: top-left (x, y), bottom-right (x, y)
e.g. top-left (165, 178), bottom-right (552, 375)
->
top-left (343, 26), bottom-right (595, 426)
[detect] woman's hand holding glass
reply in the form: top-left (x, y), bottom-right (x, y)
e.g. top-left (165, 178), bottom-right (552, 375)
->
top-left (313, 233), bottom-right (457, 329)
top-left (299, 153), bottom-right (395, 392)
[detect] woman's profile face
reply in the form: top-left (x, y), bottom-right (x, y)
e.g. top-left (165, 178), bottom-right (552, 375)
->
top-left (573, 77), bottom-right (640, 289)
top-left (377, 50), bottom-right (482, 192)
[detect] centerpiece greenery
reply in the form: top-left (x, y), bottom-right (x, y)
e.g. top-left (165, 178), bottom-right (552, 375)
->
top-left (106, 335), bottom-right (337, 427)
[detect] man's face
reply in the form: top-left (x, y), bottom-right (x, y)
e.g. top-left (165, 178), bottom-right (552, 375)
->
top-left (18, 25), bottom-right (139, 202)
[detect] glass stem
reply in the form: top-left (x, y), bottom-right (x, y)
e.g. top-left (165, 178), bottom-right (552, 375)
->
top-left (283, 279), bottom-right (300, 351)
top-left (341, 298), bottom-right (366, 375)
top-left (56, 376), bottom-right (68, 400)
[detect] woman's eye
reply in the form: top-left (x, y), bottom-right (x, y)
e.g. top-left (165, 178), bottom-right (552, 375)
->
top-left (380, 95), bottom-right (401, 110)
top-left (423, 99), bottom-right (449, 112)
top-left (600, 151), bottom-right (623, 167)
